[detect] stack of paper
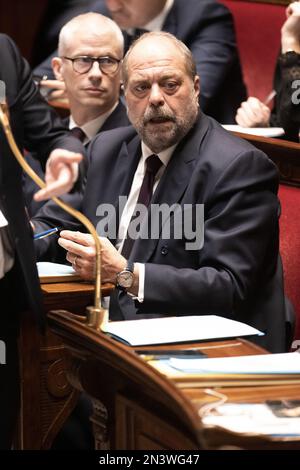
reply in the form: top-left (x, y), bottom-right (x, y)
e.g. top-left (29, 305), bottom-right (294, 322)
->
top-left (104, 315), bottom-right (263, 346)
top-left (37, 261), bottom-right (81, 283)
top-left (148, 352), bottom-right (300, 387)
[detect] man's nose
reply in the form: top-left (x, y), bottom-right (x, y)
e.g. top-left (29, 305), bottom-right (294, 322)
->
top-left (149, 84), bottom-right (165, 106)
top-left (88, 61), bottom-right (103, 79)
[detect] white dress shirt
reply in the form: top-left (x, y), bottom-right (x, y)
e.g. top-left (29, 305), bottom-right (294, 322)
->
top-left (69, 101), bottom-right (118, 143)
top-left (116, 142), bottom-right (177, 302)
top-left (127, 0), bottom-right (174, 35)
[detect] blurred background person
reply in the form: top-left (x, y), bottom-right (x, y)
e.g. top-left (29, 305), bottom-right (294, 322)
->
top-left (24, 12), bottom-right (130, 217)
top-left (236, 1), bottom-right (300, 142)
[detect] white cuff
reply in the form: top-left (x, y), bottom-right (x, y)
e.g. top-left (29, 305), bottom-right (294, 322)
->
top-left (131, 262), bottom-right (145, 303)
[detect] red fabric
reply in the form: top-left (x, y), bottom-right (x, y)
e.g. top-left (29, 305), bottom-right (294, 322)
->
top-left (221, 0), bottom-right (286, 100)
top-left (279, 185), bottom-right (300, 343)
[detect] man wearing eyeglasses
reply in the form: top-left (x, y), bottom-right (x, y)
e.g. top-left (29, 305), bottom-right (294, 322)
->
top-left (24, 12), bottom-right (130, 216)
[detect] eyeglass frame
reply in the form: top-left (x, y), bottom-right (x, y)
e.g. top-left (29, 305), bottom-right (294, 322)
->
top-left (62, 55), bottom-right (122, 75)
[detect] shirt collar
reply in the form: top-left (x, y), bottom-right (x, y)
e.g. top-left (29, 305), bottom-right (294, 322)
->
top-left (141, 141), bottom-right (177, 168)
top-left (127, 0), bottom-right (174, 35)
top-left (69, 102), bottom-right (118, 142)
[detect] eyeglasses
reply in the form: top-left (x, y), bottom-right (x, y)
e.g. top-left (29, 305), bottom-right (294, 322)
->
top-left (63, 56), bottom-right (121, 75)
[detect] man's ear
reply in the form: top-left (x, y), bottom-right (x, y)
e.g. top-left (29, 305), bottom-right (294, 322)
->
top-left (194, 75), bottom-right (200, 99)
top-left (51, 57), bottom-right (64, 80)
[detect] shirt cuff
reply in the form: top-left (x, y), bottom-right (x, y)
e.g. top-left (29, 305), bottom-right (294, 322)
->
top-left (131, 262), bottom-right (145, 303)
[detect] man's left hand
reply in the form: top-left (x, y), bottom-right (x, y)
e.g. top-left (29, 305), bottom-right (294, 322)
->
top-left (34, 149), bottom-right (82, 201)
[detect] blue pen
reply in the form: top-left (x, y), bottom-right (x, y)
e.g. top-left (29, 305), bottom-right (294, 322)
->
top-left (33, 227), bottom-right (60, 240)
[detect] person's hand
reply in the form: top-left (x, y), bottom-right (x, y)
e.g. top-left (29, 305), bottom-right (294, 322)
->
top-left (281, 1), bottom-right (300, 53)
top-left (34, 149), bottom-right (82, 201)
top-left (235, 97), bottom-right (271, 127)
top-left (40, 79), bottom-right (69, 101)
top-left (57, 230), bottom-right (126, 283)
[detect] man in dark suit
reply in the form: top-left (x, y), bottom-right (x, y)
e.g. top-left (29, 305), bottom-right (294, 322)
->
top-left (24, 12), bottom-right (129, 216)
top-left (34, 0), bottom-right (246, 123)
top-left (0, 34), bottom-right (84, 449)
top-left (34, 32), bottom-right (286, 354)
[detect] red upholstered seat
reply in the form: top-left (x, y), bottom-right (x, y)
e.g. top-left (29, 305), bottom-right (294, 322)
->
top-left (221, 0), bottom-right (286, 100)
top-left (279, 185), bottom-right (300, 344)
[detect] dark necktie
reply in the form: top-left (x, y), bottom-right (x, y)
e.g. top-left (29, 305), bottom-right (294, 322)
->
top-left (70, 126), bottom-right (86, 142)
top-left (121, 154), bottom-right (163, 259)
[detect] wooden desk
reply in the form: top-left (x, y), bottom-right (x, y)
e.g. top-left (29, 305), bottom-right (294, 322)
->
top-left (233, 132), bottom-right (300, 187)
top-left (17, 281), bottom-right (112, 450)
top-left (47, 310), bottom-right (300, 450)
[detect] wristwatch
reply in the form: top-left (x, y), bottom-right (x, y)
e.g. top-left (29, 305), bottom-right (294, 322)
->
top-left (116, 261), bottom-right (135, 290)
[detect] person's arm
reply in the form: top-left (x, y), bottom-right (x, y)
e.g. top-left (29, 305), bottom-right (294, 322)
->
top-left (183, 1), bottom-right (245, 118)
top-left (273, 2), bottom-right (300, 141)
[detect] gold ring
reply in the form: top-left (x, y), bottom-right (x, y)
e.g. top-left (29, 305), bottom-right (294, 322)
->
top-left (73, 255), bottom-right (78, 267)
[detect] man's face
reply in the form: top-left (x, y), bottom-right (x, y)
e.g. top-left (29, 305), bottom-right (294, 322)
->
top-left (124, 38), bottom-right (200, 153)
top-left (105, 0), bottom-right (166, 29)
top-left (54, 29), bottom-right (122, 116)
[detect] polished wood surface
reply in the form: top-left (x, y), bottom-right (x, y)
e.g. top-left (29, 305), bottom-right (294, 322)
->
top-left (47, 309), bottom-right (300, 450)
top-left (233, 132), bottom-right (300, 187)
top-left (17, 281), bottom-right (112, 449)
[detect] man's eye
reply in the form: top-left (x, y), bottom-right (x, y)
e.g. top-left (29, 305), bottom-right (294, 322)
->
top-left (164, 82), bottom-right (178, 90)
top-left (134, 84), bottom-right (149, 93)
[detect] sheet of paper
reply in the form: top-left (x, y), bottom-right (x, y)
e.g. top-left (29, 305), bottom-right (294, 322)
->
top-left (222, 124), bottom-right (285, 138)
top-left (37, 261), bottom-right (76, 277)
top-left (202, 403), bottom-right (300, 437)
top-left (105, 315), bottom-right (263, 346)
top-left (170, 351), bottom-right (300, 374)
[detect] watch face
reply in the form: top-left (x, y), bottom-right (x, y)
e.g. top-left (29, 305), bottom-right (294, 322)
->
top-left (118, 271), bottom-right (134, 288)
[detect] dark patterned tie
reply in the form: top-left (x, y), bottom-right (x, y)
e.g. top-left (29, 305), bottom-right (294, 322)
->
top-left (121, 154), bottom-right (163, 258)
top-left (70, 126), bottom-right (86, 142)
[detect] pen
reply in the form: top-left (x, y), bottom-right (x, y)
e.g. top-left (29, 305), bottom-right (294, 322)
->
top-left (264, 89), bottom-right (277, 105)
top-left (33, 227), bottom-right (60, 240)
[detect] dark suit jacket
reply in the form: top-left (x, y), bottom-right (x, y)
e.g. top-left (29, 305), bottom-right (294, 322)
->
top-left (33, 112), bottom-right (286, 352)
top-left (0, 34), bottom-right (84, 326)
top-left (271, 52), bottom-right (300, 142)
top-left (23, 100), bottom-right (129, 216)
top-left (34, 0), bottom-right (246, 123)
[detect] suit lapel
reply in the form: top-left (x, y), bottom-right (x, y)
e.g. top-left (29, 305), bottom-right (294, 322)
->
top-left (106, 135), bottom-right (141, 244)
top-left (130, 113), bottom-right (210, 262)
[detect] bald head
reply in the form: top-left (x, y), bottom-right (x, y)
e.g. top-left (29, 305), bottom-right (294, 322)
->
top-left (122, 32), bottom-right (199, 154)
top-left (53, 12), bottom-right (124, 126)
top-left (122, 31), bottom-right (197, 88)
top-left (58, 12), bottom-right (124, 57)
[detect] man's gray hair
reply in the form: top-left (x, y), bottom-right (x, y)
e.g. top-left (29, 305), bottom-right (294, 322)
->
top-left (122, 31), bottom-right (197, 87)
top-left (58, 12), bottom-right (124, 56)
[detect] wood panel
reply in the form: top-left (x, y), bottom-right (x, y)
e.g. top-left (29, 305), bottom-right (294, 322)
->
top-left (0, 0), bottom-right (48, 62)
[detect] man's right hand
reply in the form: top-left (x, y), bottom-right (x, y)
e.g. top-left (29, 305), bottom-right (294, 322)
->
top-left (40, 79), bottom-right (69, 101)
top-left (235, 97), bottom-right (271, 128)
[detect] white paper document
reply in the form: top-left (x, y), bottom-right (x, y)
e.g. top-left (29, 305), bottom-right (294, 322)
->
top-left (222, 124), bottom-right (285, 138)
top-left (170, 351), bottom-right (300, 374)
top-left (104, 315), bottom-right (263, 346)
top-left (37, 261), bottom-right (80, 283)
top-left (202, 403), bottom-right (300, 437)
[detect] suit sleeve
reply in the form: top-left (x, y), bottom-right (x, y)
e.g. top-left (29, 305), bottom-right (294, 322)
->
top-left (271, 52), bottom-right (300, 142)
top-left (137, 150), bottom-right (280, 318)
top-left (185, 2), bottom-right (241, 111)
